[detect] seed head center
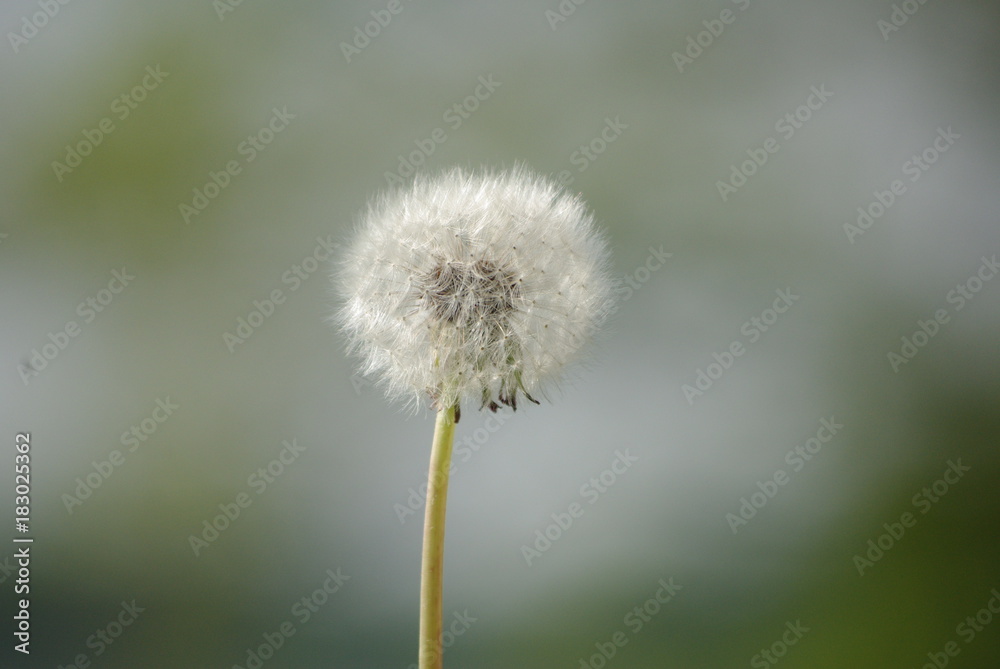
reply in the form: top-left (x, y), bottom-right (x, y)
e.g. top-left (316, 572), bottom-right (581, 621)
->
top-left (420, 258), bottom-right (518, 325)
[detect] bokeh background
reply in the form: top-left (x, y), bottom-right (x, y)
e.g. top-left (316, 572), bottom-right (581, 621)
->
top-left (3, 1), bottom-right (1000, 667)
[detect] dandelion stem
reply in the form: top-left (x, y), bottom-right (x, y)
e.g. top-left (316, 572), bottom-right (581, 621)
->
top-left (419, 403), bottom-right (457, 669)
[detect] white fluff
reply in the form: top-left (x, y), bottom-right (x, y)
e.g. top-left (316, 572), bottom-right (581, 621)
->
top-left (335, 166), bottom-right (613, 416)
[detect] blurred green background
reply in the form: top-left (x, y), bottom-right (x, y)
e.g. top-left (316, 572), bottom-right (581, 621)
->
top-left (3, 1), bottom-right (999, 667)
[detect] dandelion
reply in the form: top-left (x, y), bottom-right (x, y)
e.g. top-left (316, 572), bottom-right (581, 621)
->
top-left (334, 165), bottom-right (612, 668)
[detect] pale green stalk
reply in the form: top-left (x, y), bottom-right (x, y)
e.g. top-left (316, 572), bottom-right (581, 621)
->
top-left (419, 404), bottom-right (457, 669)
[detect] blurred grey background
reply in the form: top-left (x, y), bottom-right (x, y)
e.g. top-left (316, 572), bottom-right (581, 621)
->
top-left (2, 1), bottom-right (999, 667)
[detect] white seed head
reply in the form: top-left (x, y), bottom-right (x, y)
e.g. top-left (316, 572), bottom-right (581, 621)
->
top-left (335, 166), bottom-right (613, 416)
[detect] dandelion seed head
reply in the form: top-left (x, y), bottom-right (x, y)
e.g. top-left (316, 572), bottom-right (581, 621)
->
top-left (335, 166), bottom-right (613, 414)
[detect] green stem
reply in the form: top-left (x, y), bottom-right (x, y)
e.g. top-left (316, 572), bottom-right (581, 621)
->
top-left (419, 404), bottom-right (457, 669)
